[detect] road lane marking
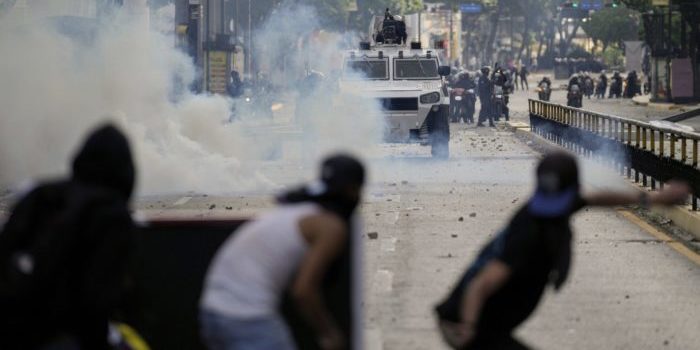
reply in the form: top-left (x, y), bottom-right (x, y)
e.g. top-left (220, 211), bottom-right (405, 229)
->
top-left (618, 209), bottom-right (700, 266)
top-left (374, 269), bottom-right (393, 293)
top-left (173, 196), bottom-right (192, 206)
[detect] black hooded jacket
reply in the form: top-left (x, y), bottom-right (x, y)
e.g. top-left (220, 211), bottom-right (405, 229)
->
top-left (0, 125), bottom-right (135, 349)
top-left (435, 199), bottom-right (583, 335)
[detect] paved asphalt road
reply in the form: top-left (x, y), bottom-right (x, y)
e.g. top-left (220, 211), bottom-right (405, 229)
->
top-left (131, 88), bottom-right (699, 350)
top-left (0, 85), bottom-right (698, 350)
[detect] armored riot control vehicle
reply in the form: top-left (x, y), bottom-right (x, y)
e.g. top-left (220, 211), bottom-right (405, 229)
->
top-left (338, 11), bottom-right (452, 158)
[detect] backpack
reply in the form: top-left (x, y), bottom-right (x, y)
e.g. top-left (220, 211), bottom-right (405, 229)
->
top-left (0, 181), bottom-right (131, 348)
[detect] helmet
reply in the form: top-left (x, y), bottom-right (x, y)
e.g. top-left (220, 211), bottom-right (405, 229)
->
top-left (480, 66), bottom-right (490, 74)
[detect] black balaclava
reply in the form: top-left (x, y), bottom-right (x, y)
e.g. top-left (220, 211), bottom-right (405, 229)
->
top-left (278, 154), bottom-right (365, 223)
top-left (71, 124), bottom-right (135, 200)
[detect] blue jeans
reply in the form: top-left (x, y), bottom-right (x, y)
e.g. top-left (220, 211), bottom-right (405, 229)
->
top-left (200, 310), bottom-right (296, 350)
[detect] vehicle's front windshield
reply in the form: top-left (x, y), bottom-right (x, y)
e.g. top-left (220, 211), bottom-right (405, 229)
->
top-left (343, 59), bottom-right (388, 79)
top-left (394, 58), bottom-right (439, 80)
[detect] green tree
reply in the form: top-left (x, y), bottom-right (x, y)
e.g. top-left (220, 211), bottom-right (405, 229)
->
top-left (300, 0), bottom-right (423, 31)
top-left (351, 0), bottom-right (423, 31)
top-left (581, 6), bottom-right (640, 52)
top-left (601, 45), bottom-right (624, 67)
top-left (300, 0), bottom-right (349, 30)
top-left (620, 0), bottom-right (653, 12)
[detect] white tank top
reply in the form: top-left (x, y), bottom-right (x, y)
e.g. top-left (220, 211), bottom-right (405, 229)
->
top-left (200, 203), bottom-right (320, 318)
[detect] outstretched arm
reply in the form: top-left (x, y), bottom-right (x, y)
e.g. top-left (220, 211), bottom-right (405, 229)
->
top-left (294, 213), bottom-right (348, 350)
top-left (584, 181), bottom-right (690, 207)
top-left (439, 260), bottom-right (511, 348)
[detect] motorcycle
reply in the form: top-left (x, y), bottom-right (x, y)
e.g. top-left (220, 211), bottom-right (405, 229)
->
top-left (567, 84), bottom-right (583, 108)
top-left (450, 88), bottom-right (476, 124)
top-left (492, 85), bottom-right (508, 122)
top-left (464, 88), bottom-right (476, 124)
top-left (536, 82), bottom-right (551, 101)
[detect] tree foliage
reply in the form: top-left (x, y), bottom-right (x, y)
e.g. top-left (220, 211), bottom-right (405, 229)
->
top-left (601, 45), bottom-right (624, 67)
top-left (620, 0), bottom-right (653, 13)
top-left (299, 0), bottom-right (423, 31)
top-left (581, 6), bottom-right (640, 51)
top-left (298, 0), bottom-right (348, 30)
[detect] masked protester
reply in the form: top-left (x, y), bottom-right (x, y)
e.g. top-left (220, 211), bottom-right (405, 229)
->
top-left (434, 152), bottom-right (689, 350)
top-left (0, 124), bottom-right (136, 350)
top-left (200, 154), bottom-right (365, 350)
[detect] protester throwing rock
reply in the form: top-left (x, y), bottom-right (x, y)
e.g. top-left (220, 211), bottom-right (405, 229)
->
top-left (434, 152), bottom-right (689, 350)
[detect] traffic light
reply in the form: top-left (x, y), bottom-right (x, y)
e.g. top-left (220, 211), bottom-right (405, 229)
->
top-left (561, 2), bottom-right (588, 18)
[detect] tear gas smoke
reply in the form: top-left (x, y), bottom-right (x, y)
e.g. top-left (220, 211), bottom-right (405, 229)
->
top-left (0, 2), bottom-right (384, 195)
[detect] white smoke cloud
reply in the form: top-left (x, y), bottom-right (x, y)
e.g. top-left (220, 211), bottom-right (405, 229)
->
top-left (0, 2), bottom-right (384, 195)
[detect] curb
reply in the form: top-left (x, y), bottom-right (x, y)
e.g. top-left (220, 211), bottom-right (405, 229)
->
top-left (506, 121), bottom-right (700, 241)
top-left (632, 96), bottom-right (699, 111)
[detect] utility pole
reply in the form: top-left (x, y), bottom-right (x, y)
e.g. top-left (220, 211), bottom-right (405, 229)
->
top-left (418, 9), bottom-right (421, 43)
top-left (247, 0), bottom-right (251, 78)
top-left (449, 4), bottom-right (454, 62)
top-left (666, 3), bottom-right (672, 102)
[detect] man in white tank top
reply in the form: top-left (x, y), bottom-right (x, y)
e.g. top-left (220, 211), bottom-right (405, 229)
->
top-left (200, 154), bottom-right (365, 350)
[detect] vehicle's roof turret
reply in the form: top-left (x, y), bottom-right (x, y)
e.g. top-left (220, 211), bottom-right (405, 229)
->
top-left (370, 9), bottom-right (409, 47)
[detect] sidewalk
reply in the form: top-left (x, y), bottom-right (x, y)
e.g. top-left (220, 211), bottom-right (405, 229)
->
top-left (631, 94), bottom-right (700, 110)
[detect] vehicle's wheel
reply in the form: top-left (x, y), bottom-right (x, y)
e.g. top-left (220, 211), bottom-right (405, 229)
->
top-left (431, 108), bottom-right (450, 159)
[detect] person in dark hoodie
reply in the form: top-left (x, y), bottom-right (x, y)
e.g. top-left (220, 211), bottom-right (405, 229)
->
top-left (200, 153), bottom-right (365, 350)
top-left (0, 124), bottom-right (136, 350)
top-left (435, 152), bottom-right (689, 350)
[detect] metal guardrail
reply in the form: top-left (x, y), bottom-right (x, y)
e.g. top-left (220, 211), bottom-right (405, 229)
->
top-left (528, 99), bottom-right (700, 211)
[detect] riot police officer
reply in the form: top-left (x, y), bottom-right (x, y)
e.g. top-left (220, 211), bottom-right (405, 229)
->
top-left (452, 72), bottom-right (477, 124)
top-left (609, 71), bottom-right (623, 98)
top-left (491, 66), bottom-right (510, 122)
top-left (477, 66), bottom-right (494, 127)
